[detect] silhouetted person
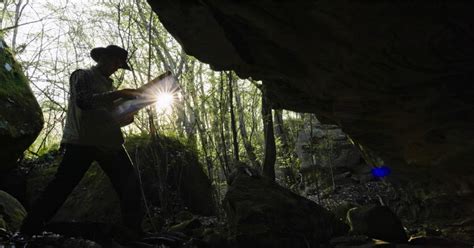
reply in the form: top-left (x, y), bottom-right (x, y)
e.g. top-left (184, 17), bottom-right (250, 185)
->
top-left (21, 45), bottom-right (144, 236)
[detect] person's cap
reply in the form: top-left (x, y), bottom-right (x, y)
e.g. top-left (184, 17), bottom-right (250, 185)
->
top-left (90, 45), bottom-right (131, 70)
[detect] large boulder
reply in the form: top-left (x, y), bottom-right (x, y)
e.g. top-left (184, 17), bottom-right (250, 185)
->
top-left (223, 166), bottom-right (348, 247)
top-left (26, 159), bottom-right (121, 224)
top-left (0, 39), bottom-right (43, 172)
top-left (0, 190), bottom-right (27, 232)
top-left (147, 0), bottom-right (474, 174)
top-left (347, 204), bottom-right (408, 243)
top-left (25, 135), bottom-right (215, 225)
top-left (126, 135), bottom-right (216, 216)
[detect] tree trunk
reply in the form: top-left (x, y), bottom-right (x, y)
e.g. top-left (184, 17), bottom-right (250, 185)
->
top-left (191, 64), bottom-right (214, 180)
top-left (273, 110), bottom-right (288, 148)
top-left (235, 82), bottom-right (260, 169)
top-left (11, 0), bottom-right (28, 50)
top-left (228, 72), bottom-right (239, 162)
top-left (183, 62), bottom-right (197, 147)
top-left (0, 1), bottom-right (7, 29)
top-left (273, 109), bottom-right (296, 183)
top-left (219, 72), bottom-right (230, 182)
top-left (261, 86), bottom-right (276, 181)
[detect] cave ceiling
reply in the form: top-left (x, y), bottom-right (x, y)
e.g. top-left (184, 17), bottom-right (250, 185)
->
top-left (147, 0), bottom-right (474, 171)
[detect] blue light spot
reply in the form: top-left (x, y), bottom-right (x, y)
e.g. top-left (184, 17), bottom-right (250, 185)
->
top-left (371, 165), bottom-right (391, 178)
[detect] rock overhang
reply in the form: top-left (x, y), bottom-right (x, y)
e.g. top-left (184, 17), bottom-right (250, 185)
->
top-left (146, 0), bottom-right (474, 173)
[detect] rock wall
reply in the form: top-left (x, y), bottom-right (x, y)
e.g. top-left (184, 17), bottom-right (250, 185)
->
top-left (0, 38), bottom-right (43, 171)
top-left (295, 117), bottom-right (361, 172)
top-left (146, 0), bottom-right (474, 173)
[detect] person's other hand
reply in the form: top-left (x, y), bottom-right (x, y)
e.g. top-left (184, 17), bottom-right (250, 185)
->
top-left (117, 88), bottom-right (141, 100)
top-left (117, 111), bottom-right (137, 127)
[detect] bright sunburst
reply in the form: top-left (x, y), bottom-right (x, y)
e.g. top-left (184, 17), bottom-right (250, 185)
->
top-left (155, 91), bottom-right (175, 113)
top-left (149, 75), bottom-right (179, 115)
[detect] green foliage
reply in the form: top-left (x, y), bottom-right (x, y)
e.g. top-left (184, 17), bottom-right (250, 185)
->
top-left (125, 133), bottom-right (199, 162)
top-left (29, 142), bottom-right (60, 158)
top-left (8, 0), bottom-right (329, 197)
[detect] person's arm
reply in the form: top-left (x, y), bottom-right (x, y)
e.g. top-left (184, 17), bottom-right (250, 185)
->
top-left (73, 70), bottom-right (138, 110)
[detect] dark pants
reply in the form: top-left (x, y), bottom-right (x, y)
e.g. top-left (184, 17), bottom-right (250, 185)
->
top-left (21, 144), bottom-right (144, 234)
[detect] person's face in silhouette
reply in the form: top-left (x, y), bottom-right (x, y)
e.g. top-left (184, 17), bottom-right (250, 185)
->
top-left (98, 55), bottom-right (123, 77)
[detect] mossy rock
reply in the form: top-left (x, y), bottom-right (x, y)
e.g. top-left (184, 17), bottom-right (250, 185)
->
top-left (0, 190), bottom-right (27, 232)
top-left (25, 134), bottom-right (215, 226)
top-left (26, 162), bottom-right (121, 224)
top-left (0, 38), bottom-right (43, 171)
top-left (125, 135), bottom-right (216, 216)
top-left (224, 165), bottom-right (348, 248)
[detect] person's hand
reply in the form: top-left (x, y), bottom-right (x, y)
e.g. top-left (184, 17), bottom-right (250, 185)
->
top-left (117, 88), bottom-right (141, 100)
top-left (117, 111), bottom-right (137, 127)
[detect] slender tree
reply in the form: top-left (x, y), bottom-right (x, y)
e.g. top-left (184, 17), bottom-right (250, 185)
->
top-left (261, 85), bottom-right (276, 181)
top-left (228, 71), bottom-right (240, 162)
top-left (218, 72), bottom-right (230, 181)
top-left (235, 80), bottom-right (260, 168)
top-left (274, 109), bottom-right (296, 183)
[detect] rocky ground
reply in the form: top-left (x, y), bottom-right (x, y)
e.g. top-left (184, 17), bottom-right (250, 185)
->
top-left (1, 136), bottom-right (474, 247)
top-left (302, 166), bottom-right (474, 247)
top-left (2, 162), bottom-right (474, 248)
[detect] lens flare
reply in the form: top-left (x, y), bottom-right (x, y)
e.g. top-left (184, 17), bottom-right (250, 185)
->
top-left (155, 91), bottom-right (175, 112)
top-left (148, 75), bottom-right (179, 115)
top-left (371, 165), bottom-right (391, 178)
